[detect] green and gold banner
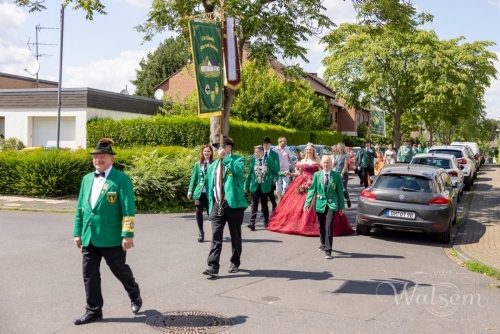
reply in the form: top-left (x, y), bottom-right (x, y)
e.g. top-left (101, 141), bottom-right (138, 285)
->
top-left (371, 109), bottom-right (386, 137)
top-left (189, 21), bottom-right (223, 117)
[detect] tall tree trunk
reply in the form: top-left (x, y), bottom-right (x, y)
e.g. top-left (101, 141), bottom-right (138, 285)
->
top-left (429, 127), bottom-right (433, 146)
top-left (209, 87), bottom-right (236, 143)
top-left (393, 110), bottom-right (402, 149)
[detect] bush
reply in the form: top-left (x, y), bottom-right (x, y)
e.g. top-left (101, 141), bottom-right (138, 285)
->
top-left (309, 130), bottom-right (344, 146)
top-left (1, 137), bottom-right (25, 151)
top-left (343, 137), bottom-right (365, 147)
top-left (87, 116), bottom-right (344, 154)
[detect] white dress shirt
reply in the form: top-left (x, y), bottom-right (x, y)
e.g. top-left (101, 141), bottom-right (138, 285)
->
top-left (89, 166), bottom-right (112, 209)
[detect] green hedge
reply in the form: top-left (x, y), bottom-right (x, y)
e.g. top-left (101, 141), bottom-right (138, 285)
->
top-left (310, 130), bottom-right (345, 146)
top-left (87, 116), bottom-right (344, 153)
top-left (87, 116), bottom-right (211, 149)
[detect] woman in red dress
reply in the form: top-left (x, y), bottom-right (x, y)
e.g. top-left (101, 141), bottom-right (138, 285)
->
top-left (266, 143), bottom-right (355, 237)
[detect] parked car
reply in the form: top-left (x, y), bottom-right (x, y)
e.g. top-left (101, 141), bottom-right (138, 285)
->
top-left (478, 149), bottom-right (486, 166)
top-left (410, 153), bottom-right (465, 199)
top-left (298, 144), bottom-right (332, 158)
top-left (356, 164), bottom-right (462, 244)
top-left (450, 141), bottom-right (482, 168)
top-left (427, 145), bottom-right (476, 190)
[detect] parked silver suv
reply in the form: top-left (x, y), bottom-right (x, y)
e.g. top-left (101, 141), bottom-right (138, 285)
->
top-left (427, 146), bottom-right (476, 190)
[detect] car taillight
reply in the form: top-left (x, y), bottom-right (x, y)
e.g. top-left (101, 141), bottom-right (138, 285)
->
top-left (428, 196), bottom-right (449, 205)
top-left (457, 158), bottom-right (467, 164)
top-left (448, 171), bottom-right (458, 177)
top-left (361, 189), bottom-right (377, 200)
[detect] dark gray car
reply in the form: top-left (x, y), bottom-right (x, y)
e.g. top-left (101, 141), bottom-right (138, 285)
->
top-left (356, 164), bottom-right (461, 244)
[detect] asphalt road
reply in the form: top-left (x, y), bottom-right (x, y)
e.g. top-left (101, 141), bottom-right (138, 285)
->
top-left (1, 175), bottom-right (499, 334)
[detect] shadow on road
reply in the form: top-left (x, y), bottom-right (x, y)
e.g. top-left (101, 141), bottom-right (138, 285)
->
top-left (215, 269), bottom-right (334, 281)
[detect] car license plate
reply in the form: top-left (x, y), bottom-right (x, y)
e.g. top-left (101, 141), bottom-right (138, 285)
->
top-left (386, 210), bottom-right (416, 219)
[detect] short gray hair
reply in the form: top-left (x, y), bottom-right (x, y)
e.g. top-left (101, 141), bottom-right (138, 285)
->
top-left (254, 145), bottom-right (264, 152)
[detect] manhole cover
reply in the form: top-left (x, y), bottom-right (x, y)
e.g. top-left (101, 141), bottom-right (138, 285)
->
top-left (145, 311), bottom-right (234, 333)
top-left (261, 296), bottom-right (281, 302)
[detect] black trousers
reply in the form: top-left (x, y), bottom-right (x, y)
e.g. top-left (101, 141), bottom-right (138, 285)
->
top-left (82, 241), bottom-right (140, 315)
top-left (316, 207), bottom-right (336, 252)
top-left (250, 185), bottom-right (270, 224)
top-left (269, 184), bottom-right (277, 210)
top-left (207, 201), bottom-right (245, 272)
top-left (361, 167), bottom-right (374, 188)
top-left (194, 192), bottom-right (209, 232)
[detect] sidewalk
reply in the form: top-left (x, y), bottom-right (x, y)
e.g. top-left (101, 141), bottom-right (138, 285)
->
top-left (454, 164), bottom-right (500, 271)
top-left (0, 195), bottom-right (77, 212)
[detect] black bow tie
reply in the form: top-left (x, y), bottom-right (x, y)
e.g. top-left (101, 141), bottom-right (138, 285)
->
top-left (95, 172), bottom-right (105, 178)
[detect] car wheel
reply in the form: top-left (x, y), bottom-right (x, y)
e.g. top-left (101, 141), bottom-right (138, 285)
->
top-left (474, 171), bottom-right (478, 179)
top-left (457, 191), bottom-right (460, 203)
top-left (452, 208), bottom-right (458, 225)
top-left (471, 176), bottom-right (475, 186)
top-left (464, 177), bottom-right (471, 191)
top-left (356, 223), bottom-right (371, 235)
top-left (437, 222), bottom-right (452, 244)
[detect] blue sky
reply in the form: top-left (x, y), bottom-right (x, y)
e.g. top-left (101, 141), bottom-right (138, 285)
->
top-left (1, 0), bottom-right (499, 119)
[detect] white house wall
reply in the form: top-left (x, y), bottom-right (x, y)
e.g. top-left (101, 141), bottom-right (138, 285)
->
top-left (0, 107), bottom-right (153, 149)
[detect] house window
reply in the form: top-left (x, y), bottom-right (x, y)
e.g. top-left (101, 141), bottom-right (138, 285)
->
top-left (335, 111), bottom-right (338, 123)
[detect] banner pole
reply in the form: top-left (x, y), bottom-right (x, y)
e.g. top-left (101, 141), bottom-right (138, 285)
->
top-left (218, 0), bottom-right (225, 206)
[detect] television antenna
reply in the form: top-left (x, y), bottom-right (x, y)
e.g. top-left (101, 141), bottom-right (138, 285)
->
top-left (26, 23), bottom-right (58, 88)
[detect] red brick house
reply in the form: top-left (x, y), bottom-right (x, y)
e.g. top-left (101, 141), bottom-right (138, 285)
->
top-left (336, 97), bottom-right (371, 137)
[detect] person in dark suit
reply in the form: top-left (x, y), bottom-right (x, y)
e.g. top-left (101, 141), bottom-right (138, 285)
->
top-left (304, 155), bottom-right (345, 259)
top-left (203, 136), bottom-right (248, 277)
top-left (72, 138), bottom-right (141, 325)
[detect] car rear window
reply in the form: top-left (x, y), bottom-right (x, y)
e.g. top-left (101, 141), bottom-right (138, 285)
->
top-left (411, 158), bottom-right (451, 169)
top-left (428, 150), bottom-right (463, 159)
top-left (373, 175), bottom-right (433, 192)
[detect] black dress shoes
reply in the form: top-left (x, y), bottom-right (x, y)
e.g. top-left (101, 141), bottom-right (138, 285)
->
top-left (228, 264), bottom-right (239, 273)
top-left (198, 231), bottom-right (204, 242)
top-left (248, 223), bottom-right (255, 231)
top-left (346, 199), bottom-right (352, 208)
top-left (318, 245), bottom-right (325, 251)
top-left (74, 313), bottom-right (103, 325)
top-left (131, 296), bottom-right (142, 314)
top-left (203, 268), bottom-right (219, 277)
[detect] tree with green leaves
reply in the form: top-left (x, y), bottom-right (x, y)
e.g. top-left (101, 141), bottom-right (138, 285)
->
top-left (131, 36), bottom-right (190, 98)
top-left (321, 22), bottom-right (498, 147)
top-left (16, 0), bottom-right (433, 143)
top-left (230, 62), bottom-right (330, 130)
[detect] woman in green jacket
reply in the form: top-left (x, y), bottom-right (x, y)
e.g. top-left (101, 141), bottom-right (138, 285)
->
top-left (187, 144), bottom-right (214, 242)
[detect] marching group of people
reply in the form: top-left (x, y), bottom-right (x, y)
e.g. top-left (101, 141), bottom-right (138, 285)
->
top-left (186, 135), bottom-right (357, 281)
top-left (70, 136), bottom-right (429, 325)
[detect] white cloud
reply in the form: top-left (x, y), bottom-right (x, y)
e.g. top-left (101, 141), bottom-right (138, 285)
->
top-left (488, 0), bottom-right (500, 11)
top-left (125, 0), bottom-right (152, 9)
top-left (63, 49), bottom-right (154, 93)
top-left (0, 1), bottom-right (28, 34)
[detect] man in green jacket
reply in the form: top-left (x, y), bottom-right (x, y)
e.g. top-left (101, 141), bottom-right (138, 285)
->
top-left (397, 139), bottom-right (414, 163)
top-left (263, 136), bottom-right (280, 210)
top-left (72, 138), bottom-right (141, 325)
top-left (203, 136), bottom-right (248, 277)
top-left (305, 155), bottom-right (345, 260)
top-left (244, 145), bottom-right (275, 231)
top-left (356, 139), bottom-right (375, 188)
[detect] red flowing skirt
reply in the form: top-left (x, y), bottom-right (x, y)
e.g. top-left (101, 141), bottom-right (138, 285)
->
top-left (266, 175), bottom-right (355, 236)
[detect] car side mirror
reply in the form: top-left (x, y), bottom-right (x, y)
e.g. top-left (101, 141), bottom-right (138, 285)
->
top-left (454, 182), bottom-right (465, 189)
top-left (459, 165), bottom-right (464, 170)
top-left (370, 176), bottom-right (376, 181)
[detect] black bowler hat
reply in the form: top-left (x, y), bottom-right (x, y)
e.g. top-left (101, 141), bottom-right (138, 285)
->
top-left (263, 136), bottom-right (272, 144)
top-left (212, 136), bottom-right (235, 148)
top-left (90, 138), bottom-right (116, 155)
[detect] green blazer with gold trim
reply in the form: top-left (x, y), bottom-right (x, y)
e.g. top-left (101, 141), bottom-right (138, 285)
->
top-left (305, 170), bottom-right (345, 213)
top-left (73, 166), bottom-right (136, 248)
top-left (206, 154), bottom-right (248, 215)
top-left (188, 161), bottom-right (210, 200)
top-left (244, 156), bottom-right (274, 193)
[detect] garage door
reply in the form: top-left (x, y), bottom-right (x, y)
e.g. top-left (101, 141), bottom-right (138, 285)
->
top-left (33, 117), bottom-right (76, 149)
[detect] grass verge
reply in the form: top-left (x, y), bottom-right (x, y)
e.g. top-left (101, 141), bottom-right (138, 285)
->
top-left (465, 261), bottom-right (500, 281)
top-left (0, 207), bottom-right (75, 214)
